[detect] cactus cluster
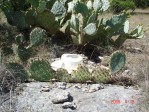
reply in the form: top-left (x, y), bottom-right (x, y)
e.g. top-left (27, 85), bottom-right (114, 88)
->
top-left (66, 0), bottom-right (144, 46)
top-left (66, 0), bottom-right (110, 44)
top-left (29, 60), bottom-right (55, 81)
top-left (14, 27), bottom-right (47, 62)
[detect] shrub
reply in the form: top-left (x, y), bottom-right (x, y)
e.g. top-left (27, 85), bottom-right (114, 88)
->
top-left (110, 0), bottom-right (135, 13)
top-left (133, 0), bottom-right (149, 8)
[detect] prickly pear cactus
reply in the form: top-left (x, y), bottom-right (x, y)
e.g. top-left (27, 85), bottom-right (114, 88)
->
top-left (51, 1), bottom-right (66, 19)
top-left (37, 0), bottom-right (46, 13)
top-left (56, 68), bottom-right (71, 82)
top-left (17, 45), bottom-right (31, 62)
top-left (36, 10), bottom-right (59, 34)
top-left (83, 23), bottom-right (97, 36)
top-left (72, 65), bottom-right (91, 83)
top-left (109, 50), bottom-right (126, 73)
top-left (25, 9), bottom-right (36, 25)
top-left (73, 1), bottom-right (89, 17)
top-left (92, 68), bottom-right (114, 83)
top-left (6, 63), bottom-right (28, 82)
top-left (15, 34), bottom-right (24, 45)
top-left (28, 0), bottom-right (39, 8)
top-left (29, 27), bottom-right (47, 47)
top-left (93, 0), bottom-right (110, 12)
top-left (3, 10), bottom-right (29, 29)
top-left (29, 60), bottom-right (55, 81)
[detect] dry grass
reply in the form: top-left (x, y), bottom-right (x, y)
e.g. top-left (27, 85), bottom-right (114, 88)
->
top-left (0, 64), bottom-right (17, 112)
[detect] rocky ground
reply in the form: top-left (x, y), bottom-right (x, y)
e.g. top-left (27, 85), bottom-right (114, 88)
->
top-left (1, 82), bottom-right (148, 112)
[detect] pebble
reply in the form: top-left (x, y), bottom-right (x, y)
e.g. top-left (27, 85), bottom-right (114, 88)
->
top-left (62, 102), bottom-right (77, 110)
top-left (56, 82), bottom-right (67, 90)
top-left (88, 84), bottom-right (104, 93)
top-left (41, 88), bottom-right (50, 92)
top-left (52, 91), bottom-right (73, 104)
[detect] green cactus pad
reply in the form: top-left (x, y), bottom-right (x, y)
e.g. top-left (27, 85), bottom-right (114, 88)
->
top-left (101, 0), bottom-right (110, 11)
top-left (109, 51), bottom-right (126, 73)
top-left (4, 10), bottom-right (29, 29)
top-left (17, 45), bottom-right (31, 62)
top-left (130, 25), bottom-right (144, 39)
top-left (6, 63), bottom-right (28, 82)
top-left (56, 68), bottom-right (71, 82)
top-left (51, 1), bottom-right (66, 19)
top-left (25, 9), bottom-right (36, 25)
top-left (92, 68), bottom-right (112, 83)
top-left (36, 10), bottom-right (59, 33)
top-left (87, 13), bottom-right (97, 24)
top-left (29, 60), bottom-right (55, 81)
top-left (93, 0), bottom-right (102, 12)
top-left (29, 27), bottom-right (47, 47)
top-left (84, 23), bottom-right (97, 36)
top-left (70, 14), bottom-right (79, 32)
top-left (74, 1), bottom-right (89, 17)
top-left (72, 65), bottom-right (91, 83)
top-left (106, 13), bottom-right (129, 35)
top-left (28, 0), bottom-right (39, 8)
top-left (37, 0), bottom-right (46, 13)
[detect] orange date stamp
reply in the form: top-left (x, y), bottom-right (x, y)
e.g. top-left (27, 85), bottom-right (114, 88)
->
top-left (111, 100), bottom-right (135, 104)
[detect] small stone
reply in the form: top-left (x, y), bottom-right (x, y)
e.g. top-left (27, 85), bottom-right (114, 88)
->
top-left (122, 70), bottom-right (131, 75)
top-left (62, 102), bottom-right (77, 110)
top-left (52, 91), bottom-right (73, 104)
top-left (56, 82), bottom-right (67, 89)
top-left (88, 84), bottom-right (104, 93)
top-left (87, 61), bottom-right (95, 65)
top-left (51, 78), bottom-right (58, 82)
top-left (74, 84), bottom-right (82, 89)
top-left (86, 80), bottom-right (93, 84)
top-left (41, 88), bottom-right (50, 92)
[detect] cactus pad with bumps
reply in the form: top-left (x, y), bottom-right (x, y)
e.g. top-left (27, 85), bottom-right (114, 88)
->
top-left (29, 60), bottom-right (55, 81)
top-left (56, 68), bottom-right (71, 83)
top-left (6, 63), bottom-right (28, 82)
top-left (109, 51), bottom-right (126, 73)
top-left (92, 67), bottom-right (114, 83)
top-left (72, 65), bottom-right (91, 83)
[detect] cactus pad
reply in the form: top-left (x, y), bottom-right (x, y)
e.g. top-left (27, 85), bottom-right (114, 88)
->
top-left (29, 60), bottom-right (54, 81)
top-left (6, 63), bottom-right (28, 82)
top-left (29, 27), bottom-right (47, 47)
top-left (37, 0), bottom-right (46, 13)
top-left (84, 23), bottom-right (97, 36)
top-left (51, 1), bottom-right (66, 19)
top-left (92, 67), bottom-right (113, 83)
top-left (25, 9), bottom-right (36, 25)
top-left (72, 65), bottom-right (91, 83)
top-left (74, 1), bottom-right (89, 17)
top-left (109, 51), bottom-right (126, 73)
top-left (56, 68), bottom-right (71, 82)
top-left (17, 45), bottom-right (31, 62)
top-left (36, 10), bottom-right (59, 33)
